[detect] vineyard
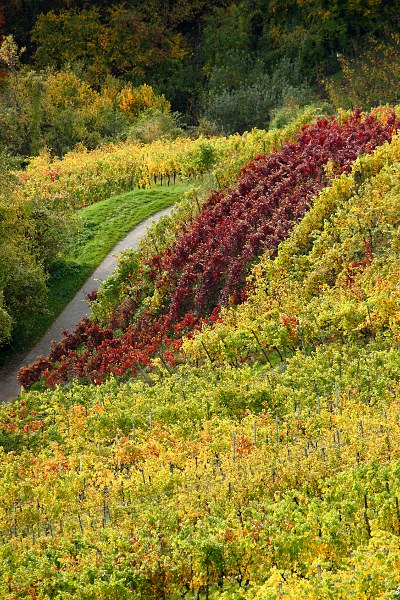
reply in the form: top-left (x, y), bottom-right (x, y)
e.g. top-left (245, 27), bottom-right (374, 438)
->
top-left (19, 108), bottom-right (400, 390)
top-left (0, 108), bottom-right (317, 353)
top-left (21, 107), bottom-right (318, 210)
top-left (2, 105), bottom-right (400, 598)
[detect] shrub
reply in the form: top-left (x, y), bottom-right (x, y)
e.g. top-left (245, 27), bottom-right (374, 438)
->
top-left (326, 34), bottom-right (400, 110)
top-left (0, 292), bottom-right (12, 345)
top-left (203, 59), bottom-right (313, 134)
top-left (118, 83), bottom-right (171, 120)
top-left (127, 108), bottom-right (183, 143)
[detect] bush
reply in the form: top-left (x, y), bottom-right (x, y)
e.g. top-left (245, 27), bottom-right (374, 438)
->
top-left (0, 65), bottom-right (131, 158)
top-left (325, 34), bottom-right (400, 110)
top-left (203, 59), bottom-right (313, 134)
top-left (0, 150), bottom-right (77, 347)
top-left (127, 108), bottom-right (183, 144)
top-left (0, 292), bottom-right (12, 345)
top-left (0, 36), bottom-right (177, 158)
top-left (118, 83), bottom-right (171, 120)
top-left (269, 101), bottom-right (333, 131)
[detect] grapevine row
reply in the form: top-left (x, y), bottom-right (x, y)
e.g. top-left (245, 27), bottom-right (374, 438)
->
top-left (19, 109), bottom-right (400, 389)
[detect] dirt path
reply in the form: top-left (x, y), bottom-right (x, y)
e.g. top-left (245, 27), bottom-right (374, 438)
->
top-left (0, 206), bottom-right (172, 403)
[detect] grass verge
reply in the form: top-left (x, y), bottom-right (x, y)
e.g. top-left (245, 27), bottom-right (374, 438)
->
top-left (1, 184), bottom-right (187, 365)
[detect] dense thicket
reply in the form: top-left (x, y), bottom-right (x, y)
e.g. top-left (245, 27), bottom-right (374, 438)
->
top-left (1, 0), bottom-right (400, 148)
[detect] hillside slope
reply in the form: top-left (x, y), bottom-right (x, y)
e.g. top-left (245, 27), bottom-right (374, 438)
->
top-left (20, 109), bottom-right (400, 390)
top-left (0, 108), bottom-right (318, 358)
top-left (1, 108), bottom-right (400, 599)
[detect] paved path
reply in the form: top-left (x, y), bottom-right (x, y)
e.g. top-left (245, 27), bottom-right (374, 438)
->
top-left (0, 206), bottom-right (172, 403)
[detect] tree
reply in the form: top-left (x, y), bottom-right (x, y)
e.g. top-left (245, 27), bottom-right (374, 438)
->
top-left (32, 8), bottom-right (109, 87)
top-left (31, 6), bottom-right (189, 89)
top-left (0, 36), bottom-right (41, 156)
top-left (0, 34), bottom-right (25, 71)
top-left (325, 34), bottom-right (400, 109)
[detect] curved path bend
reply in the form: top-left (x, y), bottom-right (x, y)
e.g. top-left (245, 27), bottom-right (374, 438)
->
top-left (0, 206), bottom-right (172, 403)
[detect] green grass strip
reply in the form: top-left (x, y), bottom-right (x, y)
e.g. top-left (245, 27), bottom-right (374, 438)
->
top-left (7, 184), bottom-right (187, 357)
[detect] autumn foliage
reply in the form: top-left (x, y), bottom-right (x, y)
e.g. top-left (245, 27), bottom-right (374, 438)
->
top-left (5, 105), bottom-right (400, 600)
top-left (19, 109), bottom-right (400, 389)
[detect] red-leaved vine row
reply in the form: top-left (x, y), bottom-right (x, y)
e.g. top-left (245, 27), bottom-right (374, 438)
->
top-left (19, 110), bottom-right (400, 389)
